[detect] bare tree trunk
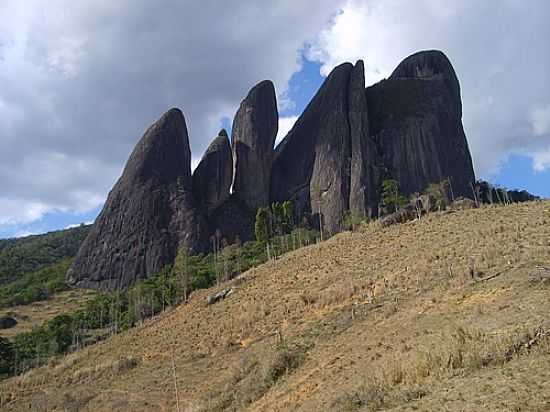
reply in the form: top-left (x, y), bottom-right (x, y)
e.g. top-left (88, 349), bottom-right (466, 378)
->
top-left (448, 177), bottom-right (455, 202)
top-left (318, 201), bottom-right (324, 242)
top-left (470, 182), bottom-right (479, 207)
top-left (171, 351), bottom-right (181, 412)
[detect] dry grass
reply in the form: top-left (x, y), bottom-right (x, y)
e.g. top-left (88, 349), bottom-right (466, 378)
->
top-left (334, 324), bottom-right (550, 411)
top-left (1, 201), bottom-right (549, 411)
top-left (200, 342), bottom-right (307, 412)
top-left (0, 289), bottom-right (96, 338)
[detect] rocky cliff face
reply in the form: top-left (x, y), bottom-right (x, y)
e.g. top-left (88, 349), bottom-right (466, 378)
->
top-left (70, 50), bottom-right (481, 290)
top-left (366, 50), bottom-right (475, 198)
top-left (192, 129), bottom-right (232, 215)
top-left (231, 80), bottom-right (278, 211)
top-left (67, 109), bottom-right (206, 291)
top-left (271, 63), bottom-right (354, 235)
top-left (348, 60), bottom-right (382, 218)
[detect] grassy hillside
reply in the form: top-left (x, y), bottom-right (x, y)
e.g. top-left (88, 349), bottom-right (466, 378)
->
top-left (0, 289), bottom-right (97, 339)
top-left (0, 225), bottom-right (94, 352)
top-left (1, 202), bottom-right (549, 411)
top-left (0, 225), bottom-right (90, 286)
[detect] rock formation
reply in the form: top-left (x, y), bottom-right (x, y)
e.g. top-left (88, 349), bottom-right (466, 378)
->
top-left (192, 129), bottom-right (232, 215)
top-left (0, 316), bottom-right (16, 330)
top-left (348, 60), bottom-right (382, 218)
top-left (67, 109), bottom-right (206, 291)
top-left (208, 195), bottom-right (255, 244)
top-left (366, 50), bottom-right (475, 199)
top-left (231, 80), bottom-right (278, 210)
top-left (475, 180), bottom-right (539, 204)
top-left (69, 50), bottom-right (487, 291)
top-left (271, 63), bottom-right (354, 235)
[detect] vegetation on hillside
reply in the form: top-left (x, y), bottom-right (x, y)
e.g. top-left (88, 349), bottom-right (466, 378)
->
top-left (0, 220), bottom-right (318, 378)
top-left (0, 259), bottom-right (73, 309)
top-left (1, 201), bottom-right (547, 411)
top-left (0, 178), bottom-right (538, 384)
top-left (0, 225), bottom-right (90, 286)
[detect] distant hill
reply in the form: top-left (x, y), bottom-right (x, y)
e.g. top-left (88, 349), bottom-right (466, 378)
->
top-left (0, 225), bottom-right (90, 286)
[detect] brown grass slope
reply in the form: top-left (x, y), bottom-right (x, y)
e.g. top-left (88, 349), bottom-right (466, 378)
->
top-left (0, 290), bottom-right (96, 339)
top-left (1, 201), bottom-right (550, 412)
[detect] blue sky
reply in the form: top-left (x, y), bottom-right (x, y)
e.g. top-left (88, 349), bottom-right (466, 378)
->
top-left (2, 56), bottom-right (547, 239)
top-left (0, 1), bottom-right (548, 239)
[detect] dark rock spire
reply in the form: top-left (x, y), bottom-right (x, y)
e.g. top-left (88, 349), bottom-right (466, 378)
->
top-left (366, 50), bottom-right (475, 199)
top-left (348, 60), bottom-right (381, 218)
top-left (192, 129), bottom-right (232, 215)
top-left (271, 63), bottom-right (353, 235)
top-left (67, 108), bottom-right (206, 291)
top-left (231, 80), bottom-right (278, 211)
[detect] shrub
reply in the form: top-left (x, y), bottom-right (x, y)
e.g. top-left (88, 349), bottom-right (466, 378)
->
top-left (0, 337), bottom-right (14, 376)
top-left (380, 179), bottom-right (407, 215)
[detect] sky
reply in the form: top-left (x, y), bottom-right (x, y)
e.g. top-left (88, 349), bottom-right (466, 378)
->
top-left (0, 0), bottom-right (549, 238)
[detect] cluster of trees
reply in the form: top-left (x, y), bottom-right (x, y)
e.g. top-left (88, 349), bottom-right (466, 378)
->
top-left (0, 225), bottom-right (320, 379)
top-left (0, 258), bottom-right (72, 309)
top-left (0, 225), bottom-right (89, 286)
top-left (255, 201), bottom-right (319, 260)
top-left (379, 177), bottom-right (470, 221)
top-left (0, 313), bottom-right (75, 376)
top-left (254, 201), bottom-right (294, 243)
top-left (340, 178), bottom-right (459, 230)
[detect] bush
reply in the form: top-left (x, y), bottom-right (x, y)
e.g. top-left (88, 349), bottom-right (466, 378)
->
top-left (0, 337), bottom-right (14, 376)
top-left (380, 179), bottom-right (407, 215)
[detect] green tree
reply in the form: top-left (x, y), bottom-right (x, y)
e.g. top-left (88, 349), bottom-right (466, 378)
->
top-left (46, 314), bottom-right (74, 353)
top-left (0, 337), bottom-right (14, 376)
top-left (424, 180), bottom-right (450, 212)
top-left (255, 207), bottom-right (271, 243)
top-left (271, 202), bottom-right (285, 236)
top-left (343, 209), bottom-right (365, 231)
top-left (282, 200), bottom-right (294, 233)
top-left (311, 184), bottom-right (324, 241)
top-left (173, 245), bottom-right (191, 302)
top-left (381, 179), bottom-right (407, 214)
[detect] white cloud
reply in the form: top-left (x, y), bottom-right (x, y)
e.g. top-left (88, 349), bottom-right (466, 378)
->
top-left (533, 149), bottom-right (550, 172)
top-left (65, 220), bottom-right (94, 229)
top-left (276, 116), bottom-right (299, 146)
top-left (308, 0), bottom-right (550, 177)
top-left (1, 0), bottom-right (549, 231)
top-left (15, 230), bottom-right (39, 238)
top-left (529, 104), bottom-right (550, 136)
top-left (0, 1), bottom-right (344, 228)
top-left (0, 198), bottom-right (49, 226)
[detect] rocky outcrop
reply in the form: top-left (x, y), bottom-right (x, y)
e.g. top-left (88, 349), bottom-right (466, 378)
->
top-left (232, 80), bottom-right (278, 211)
top-left (0, 316), bottom-right (16, 329)
top-left (348, 60), bottom-right (382, 218)
top-left (208, 195), bottom-right (255, 244)
top-left (271, 63), bottom-right (354, 235)
top-left (366, 50), bottom-right (475, 199)
top-left (67, 109), bottom-right (206, 291)
top-left (475, 180), bottom-right (539, 204)
top-left (192, 130), bottom-right (232, 215)
top-left (69, 50), bottom-right (487, 291)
